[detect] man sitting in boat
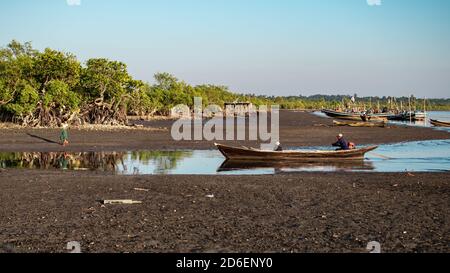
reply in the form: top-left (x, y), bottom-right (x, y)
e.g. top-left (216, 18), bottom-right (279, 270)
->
top-left (332, 134), bottom-right (350, 150)
top-left (274, 141), bottom-right (283, 151)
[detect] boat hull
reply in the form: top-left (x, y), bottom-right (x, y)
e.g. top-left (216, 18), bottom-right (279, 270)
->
top-left (333, 120), bottom-right (386, 128)
top-left (430, 119), bottom-right (450, 127)
top-left (367, 114), bottom-right (391, 121)
top-left (215, 143), bottom-right (378, 162)
top-left (321, 109), bottom-right (364, 121)
top-left (388, 112), bottom-right (427, 121)
top-left (414, 112), bottom-right (427, 121)
top-left (322, 109), bottom-right (390, 121)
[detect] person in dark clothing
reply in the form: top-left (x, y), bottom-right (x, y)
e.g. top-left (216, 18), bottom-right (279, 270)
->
top-left (274, 141), bottom-right (283, 151)
top-left (332, 134), bottom-right (350, 150)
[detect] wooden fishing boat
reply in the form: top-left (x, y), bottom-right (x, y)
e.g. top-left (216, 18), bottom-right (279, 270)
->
top-left (322, 109), bottom-right (390, 122)
top-left (363, 113), bottom-right (391, 121)
top-left (388, 111), bottom-right (427, 122)
top-left (321, 109), bottom-right (364, 121)
top-left (215, 143), bottom-right (378, 162)
top-left (430, 119), bottom-right (450, 127)
top-left (414, 112), bottom-right (427, 121)
top-left (333, 120), bottom-right (386, 128)
top-left (387, 113), bottom-right (407, 121)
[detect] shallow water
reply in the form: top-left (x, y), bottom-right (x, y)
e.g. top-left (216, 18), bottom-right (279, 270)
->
top-left (388, 111), bottom-right (450, 132)
top-left (0, 140), bottom-right (449, 175)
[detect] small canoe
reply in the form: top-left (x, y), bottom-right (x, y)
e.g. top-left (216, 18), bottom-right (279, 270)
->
top-left (215, 143), bottom-right (378, 162)
top-left (430, 119), bottom-right (450, 127)
top-left (333, 120), bottom-right (386, 128)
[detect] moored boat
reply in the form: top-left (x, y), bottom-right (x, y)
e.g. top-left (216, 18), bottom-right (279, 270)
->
top-left (388, 111), bottom-right (427, 121)
top-left (333, 120), bottom-right (386, 128)
top-left (363, 113), bottom-right (391, 121)
top-left (215, 143), bottom-right (378, 162)
top-left (430, 119), bottom-right (450, 127)
top-left (387, 113), bottom-right (407, 121)
top-left (321, 109), bottom-right (365, 121)
top-left (414, 112), bottom-right (427, 121)
top-left (322, 109), bottom-right (391, 122)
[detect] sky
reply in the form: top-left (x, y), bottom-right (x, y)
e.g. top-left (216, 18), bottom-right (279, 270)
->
top-left (1, 0), bottom-right (449, 98)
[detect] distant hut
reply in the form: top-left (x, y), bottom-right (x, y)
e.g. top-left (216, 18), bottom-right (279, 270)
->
top-left (203, 104), bottom-right (224, 118)
top-left (170, 104), bottom-right (191, 119)
top-left (224, 102), bottom-right (254, 117)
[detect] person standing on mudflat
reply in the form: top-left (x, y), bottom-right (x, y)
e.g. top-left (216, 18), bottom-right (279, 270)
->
top-left (60, 123), bottom-right (69, 146)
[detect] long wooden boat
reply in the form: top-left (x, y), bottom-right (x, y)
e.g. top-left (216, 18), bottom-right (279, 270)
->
top-left (333, 120), bottom-right (386, 128)
top-left (322, 109), bottom-right (390, 122)
top-left (364, 113), bottom-right (391, 121)
top-left (388, 112), bottom-right (427, 122)
top-left (215, 143), bottom-right (378, 162)
top-left (387, 113), bottom-right (407, 121)
top-left (321, 109), bottom-right (364, 121)
top-left (430, 119), bottom-right (450, 127)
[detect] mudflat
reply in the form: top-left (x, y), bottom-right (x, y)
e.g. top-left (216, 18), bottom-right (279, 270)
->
top-left (0, 111), bottom-right (449, 253)
top-left (0, 111), bottom-right (449, 152)
top-left (0, 170), bottom-right (448, 253)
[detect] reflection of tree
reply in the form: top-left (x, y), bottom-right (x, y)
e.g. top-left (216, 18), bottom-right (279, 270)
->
top-left (0, 152), bottom-right (126, 171)
top-left (130, 151), bottom-right (193, 174)
top-left (0, 151), bottom-right (194, 174)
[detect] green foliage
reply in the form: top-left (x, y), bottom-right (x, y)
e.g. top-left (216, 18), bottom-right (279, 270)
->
top-left (149, 73), bottom-right (195, 114)
top-left (43, 80), bottom-right (80, 110)
top-left (1, 40), bottom-right (450, 127)
top-left (34, 48), bottom-right (81, 88)
top-left (128, 82), bottom-right (155, 115)
top-left (4, 81), bottom-right (39, 116)
top-left (81, 58), bottom-right (130, 101)
top-left (0, 78), bottom-right (13, 104)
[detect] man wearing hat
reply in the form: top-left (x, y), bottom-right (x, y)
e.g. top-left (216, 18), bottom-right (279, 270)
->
top-left (274, 141), bottom-right (283, 152)
top-left (332, 133), bottom-right (350, 150)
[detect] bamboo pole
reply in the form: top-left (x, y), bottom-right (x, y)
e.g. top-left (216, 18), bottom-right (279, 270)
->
top-left (409, 96), bottom-right (412, 124)
top-left (424, 98), bottom-right (427, 125)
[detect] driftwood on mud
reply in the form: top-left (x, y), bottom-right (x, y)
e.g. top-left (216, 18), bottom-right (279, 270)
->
top-left (102, 200), bottom-right (143, 205)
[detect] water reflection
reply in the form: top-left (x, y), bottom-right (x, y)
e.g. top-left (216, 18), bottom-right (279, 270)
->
top-left (218, 160), bottom-right (375, 173)
top-left (0, 151), bottom-right (193, 174)
top-left (128, 151), bottom-right (193, 174)
top-left (0, 151), bottom-right (125, 171)
top-left (0, 140), bottom-right (449, 174)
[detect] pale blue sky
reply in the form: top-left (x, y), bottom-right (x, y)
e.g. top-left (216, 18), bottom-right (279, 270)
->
top-left (1, 0), bottom-right (449, 97)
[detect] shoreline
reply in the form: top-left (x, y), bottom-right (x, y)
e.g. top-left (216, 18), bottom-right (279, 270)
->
top-left (0, 110), bottom-right (449, 253)
top-left (0, 111), bottom-right (449, 153)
